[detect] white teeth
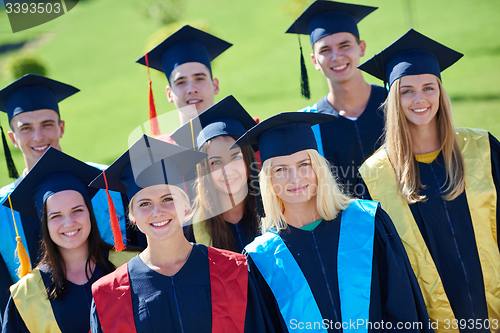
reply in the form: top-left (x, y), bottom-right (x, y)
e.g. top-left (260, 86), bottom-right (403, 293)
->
top-left (151, 220), bottom-right (169, 227)
top-left (413, 108), bottom-right (428, 113)
top-left (64, 230), bottom-right (78, 236)
top-left (187, 100), bottom-right (201, 104)
top-left (33, 145), bottom-right (49, 151)
top-left (333, 64), bottom-right (347, 70)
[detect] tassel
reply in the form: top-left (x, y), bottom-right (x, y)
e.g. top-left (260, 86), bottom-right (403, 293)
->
top-left (299, 45), bottom-right (311, 100)
top-left (15, 236), bottom-right (31, 278)
top-left (145, 53), bottom-right (160, 136)
top-left (103, 170), bottom-right (125, 251)
top-left (7, 194), bottom-right (31, 278)
top-left (1, 124), bottom-right (19, 179)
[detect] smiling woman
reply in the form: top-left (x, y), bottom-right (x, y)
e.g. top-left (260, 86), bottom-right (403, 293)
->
top-left (358, 29), bottom-right (500, 331)
top-left (1, 148), bottom-right (134, 333)
top-left (235, 111), bottom-right (432, 333)
top-left (89, 135), bottom-right (275, 333)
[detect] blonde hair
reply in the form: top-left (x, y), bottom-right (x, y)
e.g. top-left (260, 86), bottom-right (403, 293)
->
top-left (383, 77), bottom-right (465, 203)
top-left (260, 149), bottom-right (353, 233)
top-left (128, 185), bottom-right (191, 223)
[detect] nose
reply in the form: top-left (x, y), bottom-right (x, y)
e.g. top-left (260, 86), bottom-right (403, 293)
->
top-left (62, 215), bottom-right (76, 228)
top-left (331, 48), bottom-right (342, 62)
top-left (288, 166), bottom-right (301, 183)
top-left (186, 80), bottom-right (199, 94)
top-left (33, 126), bottom-right (44, 141)
top-left (152, 203), bottom-right (166, 218)
top-left (414, 90), bottom-right (426, 104)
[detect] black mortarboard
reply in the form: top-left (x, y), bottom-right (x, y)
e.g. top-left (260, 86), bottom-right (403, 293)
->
top-left (285, 1), bottom-right (376, 99)
top-left (136, 25), bottom-right (232, 83)
top-left (0, 74), bottom-right (79, 122)
top-left (3, 147), bottom-right (100, 220)
top-left (358, 29), bottom-right (463, 88)
top-left (233, 112), bottom-right (336, 162)
top-left (90, 135), bottom-right (207, 201)
top-left (286, 0), bottom-right (377, 45)
top-left (170, 95), bottom-right (257, 151)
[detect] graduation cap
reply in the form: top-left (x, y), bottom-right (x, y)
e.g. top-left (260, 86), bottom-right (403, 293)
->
top-left (358, 29), bottom-right (463, 88)
top-left (0, 74), bottom-right (79, 179)
top-left (136, 25), bottom-right (232, 82)
top-left (233, 112), bottom-right (336, 162)
top-left (2, 147), bottom-right (100, 276)
top-left (135, 25), bottom-right (232, 136)
top-left (170, 95), bottom-right (257, 151)
top-left (286, 0), bottom-right (377, 99)
top-left (90, 135), bottom-right (207, 202)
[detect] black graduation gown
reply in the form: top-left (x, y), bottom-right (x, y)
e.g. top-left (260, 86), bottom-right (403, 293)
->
top-left (361, 134), bottom-right (500, 332)
top-left (247, 207), bottom-right (432, 333)
top-left (311, 85), bottom-right (386, 196)
top-left (90, 244), bottom-right (275, 333)
top-left (2, 265), bottom-right (105, 333)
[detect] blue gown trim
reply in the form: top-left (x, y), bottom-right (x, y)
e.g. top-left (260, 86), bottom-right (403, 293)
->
top-left (246, 200), bottom-right (377, 332)
top-left (299, 103), bottom-right (324, 157)
top-left (246, 230), bottom-right (326, 332)
top-left (337, 200), bottom-right (378, 333)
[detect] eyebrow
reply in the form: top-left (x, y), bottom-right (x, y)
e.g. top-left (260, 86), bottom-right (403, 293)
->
top-left (338, 40), bottom-right (351, 46)
top-left (400, 82), bottom-right (437, 89)
top-left (48, 204), bottom-right (84, 216)
top-left (18, 119), bottom-right (56, 127)
top-left (273, 158), bottom-right (310, 168)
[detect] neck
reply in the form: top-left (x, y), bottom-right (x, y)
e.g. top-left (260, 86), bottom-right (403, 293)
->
top-left (178, 109), bottom-right (200, 126)
top-left (282, 199), bottom-right (322, 229)
top-left (327, 73), bottom-right (371, 118)
top-left (60, 243), bottom-right (92, 285)
top-left (141, 230), bottom-right (193, 276)
top-left (221, 197), bottom-right (245, 224)
top-left (410, 121), bottom-right (441, 155)
top-left (218, 189), bottom-right (246, 224)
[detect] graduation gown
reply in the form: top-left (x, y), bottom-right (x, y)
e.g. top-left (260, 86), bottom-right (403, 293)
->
top-left (299, 85), bottom-right (386, 196)
top-left (359, 128), bottom-right (500, 332)
top-left (2, 265), bottom-right (104, 333)
top-left (246, 203), bottom-right (432, 333)
top-left (184, 210), bottom-right (258, 253)
top-left (1, 250), bottom-right (135, 333)
top-left (91, 244), bottom-right (274, 333)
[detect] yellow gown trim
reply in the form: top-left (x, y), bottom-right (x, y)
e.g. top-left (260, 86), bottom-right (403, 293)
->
top-left (414, 149), bottom-right (441, 164)
top-left (192, 208), bottom-right (213, 246)
top-left (10, 250), bottom-right (139, 333)
top-left (359, 128), bottom-right (500, 333)
top-left (10, 268), bottom-right (61, 333)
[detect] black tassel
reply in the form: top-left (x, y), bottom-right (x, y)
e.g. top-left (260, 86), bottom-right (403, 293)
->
top-left (299, 45), bottom-right (311, 100)
top-left (1, 124), bottom-right (19, 179)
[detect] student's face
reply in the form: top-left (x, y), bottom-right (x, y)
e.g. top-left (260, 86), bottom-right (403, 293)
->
top-left (130, 185), bottom-right (187, 242)
top-left (311, 32), bottom-right (366, 84)
top-left (270, 150), bottom-right (318, 206)
top-left (8, 109), bottom-right (65, 170)
top-left (45, 190), bottom-right (91, 253)
top-left (399, 74), bottom-right (440, 130)
top-left (206, 136), bottom-right (248, 197)
top-left (166, 62), bottom-right (220, 116)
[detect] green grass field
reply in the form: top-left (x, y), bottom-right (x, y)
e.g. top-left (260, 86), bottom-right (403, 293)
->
top-left (0, 0), bottom-right (499, 185)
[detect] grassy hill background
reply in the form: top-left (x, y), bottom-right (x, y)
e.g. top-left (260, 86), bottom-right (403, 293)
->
top-left (0, 0), bottom-right (499, 185)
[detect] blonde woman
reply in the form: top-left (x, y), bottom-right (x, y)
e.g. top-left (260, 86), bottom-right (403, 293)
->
top-left (89, 135), bottom-right (274, 333)
top-left (235, 112), bottom-right (432, 333)
top-left (358, 29), bottom-right (500, 332)
top-left (171, 96), bottom-right (260, 252)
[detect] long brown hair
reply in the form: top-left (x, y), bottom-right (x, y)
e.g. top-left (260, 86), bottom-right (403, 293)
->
top-left (191, 137), bottom-right (259, 251)
top-left (384, 77), bottom-right (465, 203)
top-left (38, 198), bottom-right (115, 300)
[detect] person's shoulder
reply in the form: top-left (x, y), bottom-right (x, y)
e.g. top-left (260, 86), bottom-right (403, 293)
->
top-left (10, 268), bottom-right (43, 296)
top-left (0, 181), bottom-right (16, 202)
top-left (92, 262), bottom-right (129, 293)
top-left (206, 245), bottom-right (246, 264)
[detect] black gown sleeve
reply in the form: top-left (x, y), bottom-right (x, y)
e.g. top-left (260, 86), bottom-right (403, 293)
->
top-left (356, 176), bottom-right (373, 200)
top-left (244, 270), bottom-right (278, 333)
top-left (371, 207), bottom-right (433, 332)
top-left (488, 133), bottom-right (500, 251)
top-left (90, 299), bottom-right (103, 333)
top-left (1, 295), bottom-right (29, 333)
top-left (246, 255), bottom-right (286, 333)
